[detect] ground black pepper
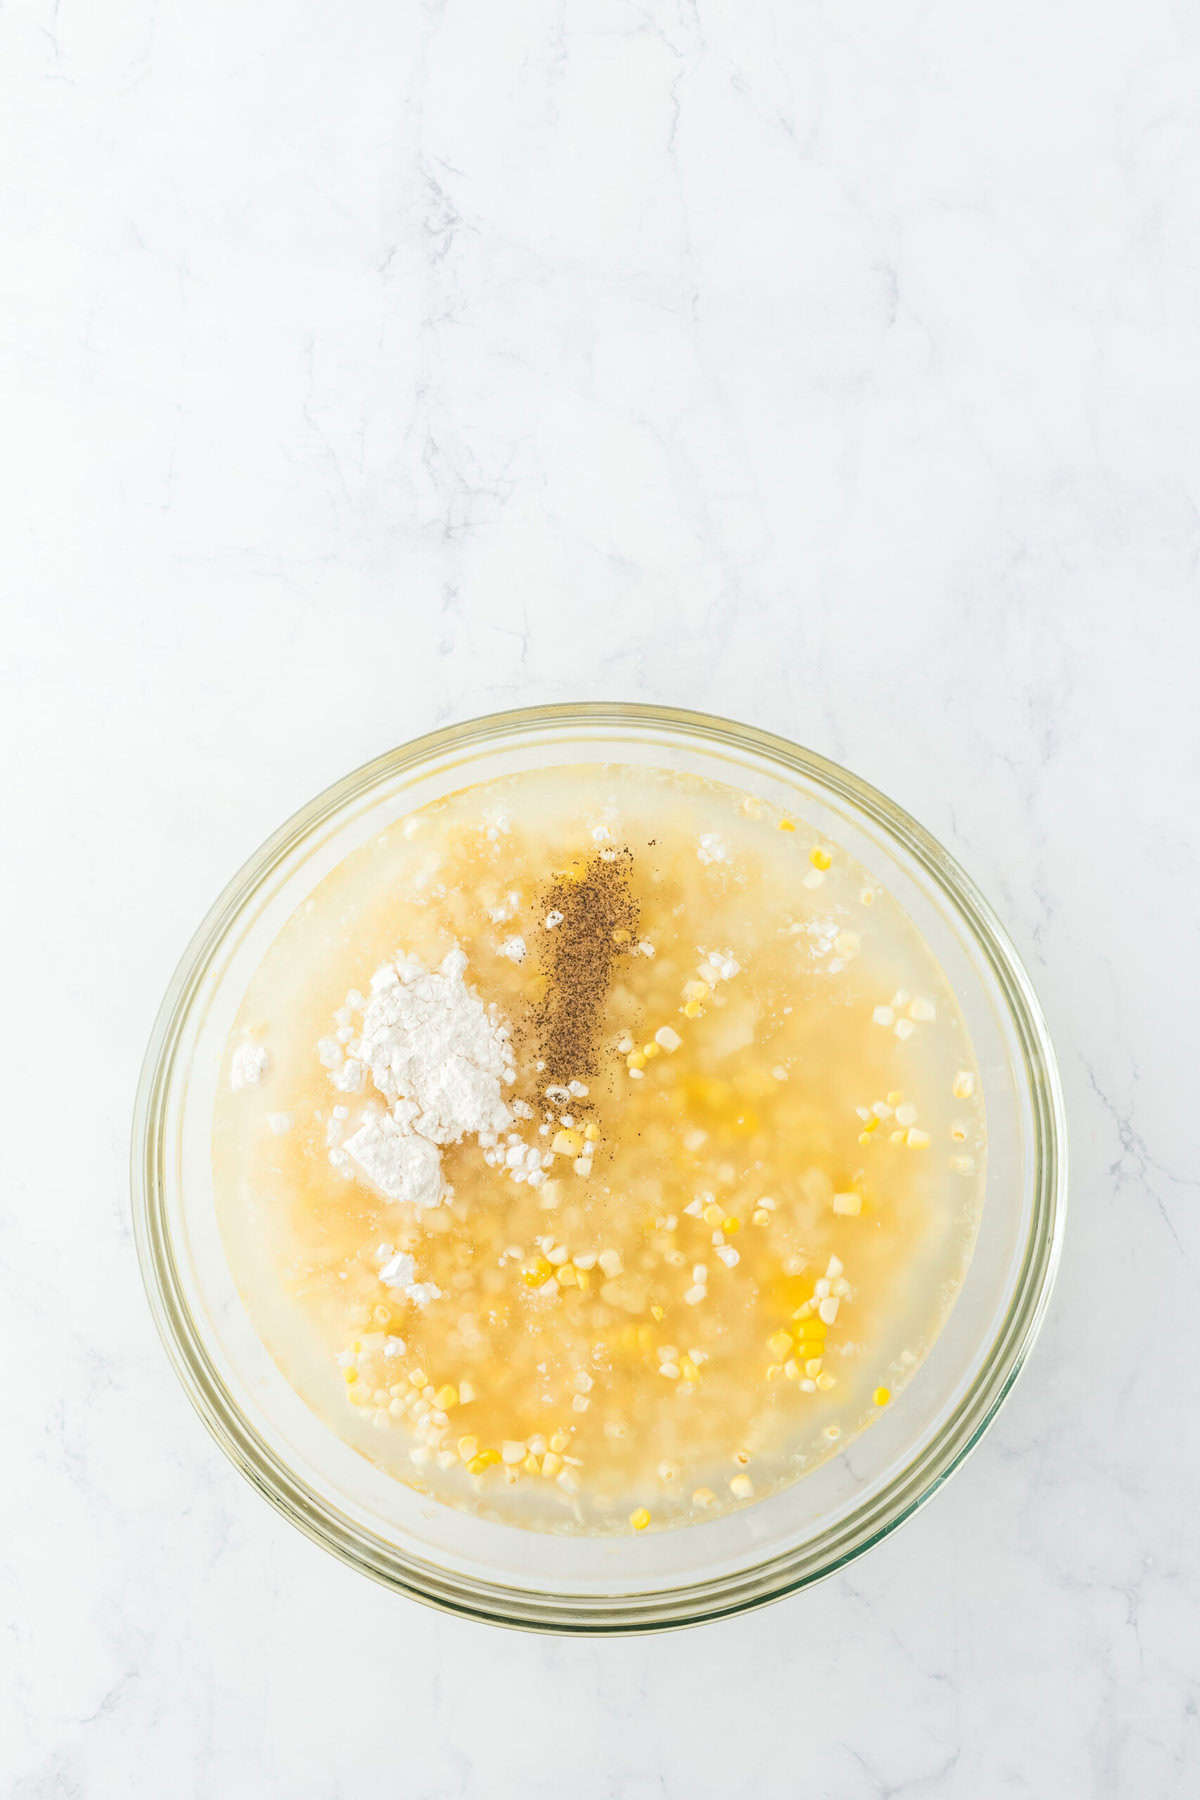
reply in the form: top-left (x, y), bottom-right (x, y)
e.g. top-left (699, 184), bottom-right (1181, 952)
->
top-left (533, 849), bottom-right (638, 1085)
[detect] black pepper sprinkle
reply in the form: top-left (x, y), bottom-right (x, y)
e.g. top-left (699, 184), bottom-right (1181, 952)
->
top-left (533, 849), bottom-right (638, 1086)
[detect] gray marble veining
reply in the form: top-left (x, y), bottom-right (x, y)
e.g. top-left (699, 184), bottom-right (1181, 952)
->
top-left (3, 0), bottom-right (1197, 1793)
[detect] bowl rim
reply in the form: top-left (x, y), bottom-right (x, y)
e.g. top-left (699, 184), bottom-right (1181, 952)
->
top-left (132, 701), bottom-right (1068, 1633)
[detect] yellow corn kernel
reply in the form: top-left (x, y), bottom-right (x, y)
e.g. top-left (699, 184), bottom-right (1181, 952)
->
top-left (549, 1431), bottom-right (570, 1454)
top-left (457, 1434), bottom-right (479, 1461)
top-left (752, 1208), bottom-right (770, 1226)
top-left (433, 1385), bottom-right (458, 1411)
top-left (642, 1041), bottom-right (661, 1059)
top-left (583, 1122), bottom-right (601, 1142)
top-left (860, 1115), bottom-right (879, 1135)
top-left (679, 1356), bottom-right (699, 1382)
top-left (522, 1256), bottom-right (554, 1287)
top-left (630, 1507), bottom-right (652, 1531)
top-left (805, 1357), bottom-right (823, 1377)
top-left (522, 1452), bottom-right (540, 1475)
top-left (552, 1128), bottom-right (583, 1157)
top-left (765, 1363), bottom-right (782, 1381)
top-left (886, 1091), bottom-right (903, 1108)
top-left (555, 1262), bottom-right (577, 1287)
top-left (794, 1317), bottom-right (826, 1338)
top-left (778, 817), bottom-right (796, 832)
top-left (467, 1449), bottom-right (501, 1476)
top-left (541, 1451), bottom-right (563, 1477)
top-left (636, 1322), bottom-right (655, 1350)
top-left (783, 1359), bottom-right (801, 1380)
top-left (575, 1267), bottom-right (592, 1294)
top-left (343, 1366), bottom-right (358, 1384)
top-left (651, 1304), bottom-right (665, 1321)
top-left (682, 1000), bottom-right (704, 1019)
top-left (408, 1368), bottom-right (427, 1389)
top-left (816, 1372), bottom-right (837, 1391)
top-left (768, 1330), bottom-right (794, 1360)
top-left (810, 846), bottom-right (832, 870)
top-left (627, 1050), bottom-right (647, 1071)
top-left (703, 1202), bottom-right (724, 1226)
top-left (721, 1216), bottom-right (741, 1234)
top-left (874, 1386), bottom-right (892, 1406)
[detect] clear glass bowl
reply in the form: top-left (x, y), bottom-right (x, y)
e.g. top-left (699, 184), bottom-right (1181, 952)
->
top-left (132, 703), bottom-right (1067, 1632)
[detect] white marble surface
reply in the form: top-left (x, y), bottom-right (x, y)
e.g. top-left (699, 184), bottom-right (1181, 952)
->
top-left (4, 0), bottom-right (1198, 1792)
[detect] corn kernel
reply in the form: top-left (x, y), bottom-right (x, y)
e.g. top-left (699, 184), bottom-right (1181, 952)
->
top-left (722, 1216), bottom-right (741, 1233)
top-left (522, 1257), bottom-right (553, 1287)
top-left (408, 1369), bottom-right (427, 1389)
top-left (651, 1304), bottom-right (665, 1321)
top-left (816, 1371), bottom-right (837, 1391)
top-left (642, 1041), bottom-right (661, 1058)
top-left (630, 1507), bottom-right (652, 1531)
top-left (555, 1262), bottom-right (577, 1287)
top-left (343, 1367), bottom-right (358, 1384)
top-left (433, 1385), bottom-right (458, 1411)
top-left (805, 1357), bottom-right (823, 1377)
top-left (552, 1128), bottom-right (583, 1157)
top-left (541, 1451), bottom-right (563, 1477)
top-left (752, 1208), bottom-right (770, 1226)
top-left (467, 1449), bottom-right (501, 1475)
top-left (683, 979), bottom-right (710, 1003)
top-left (874, 1386), bottom-right (892, 1406)
top-left (703, 1203), bottom-right (723, 1226)
top-left (778, 817), bottom-right (796, 832)
top-left (549, 1431), bottom-right (570, 1454)
top-left (810, 846), bottom-right (832, 870)
top-left (832, 1191), bottom-right (862, 1216)
top-left (627, 1050), bottom-right (647, 1071)
top-left (768, 1330), bottom-right (793, 1360)
top-left (679, 1356), bottom-right (699, 1382)
top-left (457, 1434), bottom-right (479, 1460)
top-left (583, 1122), bottom-right (601, 1142)
top-left (683, 999), bottom-right (704, 1018)
top-left (953, 1070), bottom-right (975, 1100)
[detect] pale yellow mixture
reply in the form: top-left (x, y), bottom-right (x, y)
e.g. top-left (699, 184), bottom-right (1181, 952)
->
top-left (214, 765), bottom-right (985, 1533)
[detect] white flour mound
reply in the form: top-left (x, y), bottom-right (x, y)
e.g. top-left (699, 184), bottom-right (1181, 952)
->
top-left (324, 948), bottom-right (515, 1210)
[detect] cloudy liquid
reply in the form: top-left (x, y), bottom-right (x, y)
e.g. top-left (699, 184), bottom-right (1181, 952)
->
top-left (214, 764), bottom-right (985, 1534)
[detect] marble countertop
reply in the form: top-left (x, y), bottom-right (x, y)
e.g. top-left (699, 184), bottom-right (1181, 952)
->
top-left (5, 1), bottom-right (1198, 1793)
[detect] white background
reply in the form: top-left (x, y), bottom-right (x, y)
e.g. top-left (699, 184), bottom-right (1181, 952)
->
top-left (4, 1), bottom-right (1198, 1794)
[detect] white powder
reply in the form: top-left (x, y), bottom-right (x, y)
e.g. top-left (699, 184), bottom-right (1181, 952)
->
top-left (498, 935), bottom-right (526, 962)
top-left (343, 1108), bottom-right (446, 1210)
top-left (231, 1042), bottom-right (269, 1089)
top-left (378, 1249), bottom-right (442, 1307)
top-left (326, 947), bottom-right (514, 1208)
top-left (697, 834), bottom-right (728, 865)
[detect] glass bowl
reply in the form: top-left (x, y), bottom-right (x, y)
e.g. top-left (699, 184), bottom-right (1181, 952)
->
top-left (132, 703), bottom-right (1067, 1632)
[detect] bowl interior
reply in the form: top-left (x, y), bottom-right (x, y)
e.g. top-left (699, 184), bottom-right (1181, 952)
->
top-left (136, 706), bottom-right (1064, 1629)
